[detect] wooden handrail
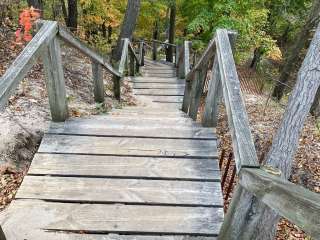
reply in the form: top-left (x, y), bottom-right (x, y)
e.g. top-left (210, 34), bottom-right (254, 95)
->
top-left (0, 21), bottom-right (58, 110)
top-left (58, 26), bottom-right (121, 77)
top-left (239, 168), bottom-right (320, 238)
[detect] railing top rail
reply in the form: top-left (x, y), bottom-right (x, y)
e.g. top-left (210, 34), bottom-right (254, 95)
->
top-left (58, 25), bottom-right (121, 77)
top-left (143, 39), bottom-right (177, 47)
top-left (0, 21), bottom-right (58, 110)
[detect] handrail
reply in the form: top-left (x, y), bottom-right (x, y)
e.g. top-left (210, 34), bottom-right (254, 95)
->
top-left (180, 28), bottom-right (320, 239)
top-left (58, 26), bottom-right (121, 77)
top-left (0, 21), bottom-right (58, 110)
top-left (0, 20), bottom-right (143, 122)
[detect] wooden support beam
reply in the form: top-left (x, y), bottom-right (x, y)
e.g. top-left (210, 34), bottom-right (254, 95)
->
top-left (42, 37), bottom-right (68, 122)
top-left (91, 59), bottom-right (104, 103)
top-left (139, 41), bottom-right (145, 66)
top-left (175, 45), bottom-right (180, 67)
top-left (181, 41), bottom-right (191, 113)
top-left (202, 55), bottom-right (221, 127)
top-left (118, 38), bottom-right (129, 75)
top-left (188, 66), bottom-right (207, 120)
top-left (113, 75), bottom-right (121, 101)
top-left (129, 51), bottom-right (135, 76)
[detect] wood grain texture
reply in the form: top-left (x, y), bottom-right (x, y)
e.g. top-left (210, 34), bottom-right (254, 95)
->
top-left (239, 168), bottom-right (320, 239)
top-left (133, 83), bottom-right (185, 89)
top-left (0, 21), bottom-right (57, 110)
top-left (130, 77), bottom-right (184, 83)
top-left (138, 95), bottom-right (184, 103)
top-left (216, 29), bottom-right (259, 170)
top-left (2, 200), bottom-right (223, 235)
top-left (58, 26), bottom-right (120, 77)
top-left (28, 153), bottom-right (219, 180)
top-left (17, 176), bottom-right (223, 206)
top-left (202, 56), bottom-right (221, 127)
top-left (42, 37), bottom-right (68, 122)
top-left (38, 134), bottom-right (218, 158)
top-left (1, 231), bottom-right (217, 240)
top-left (91, 59), bottom-right (105, 103)
top-left (134, 88), bottom-right (184, 96)
top-left (118, 38), bottom-right (129, 75)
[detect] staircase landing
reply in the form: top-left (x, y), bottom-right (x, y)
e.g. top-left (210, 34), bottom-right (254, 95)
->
top-left (0, 60), bottom-right (223, 239)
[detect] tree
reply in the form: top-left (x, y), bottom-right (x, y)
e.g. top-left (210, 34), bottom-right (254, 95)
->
top-left (311, 87), bottom-right (320, 117)
top-left (166, 2), bottom-right (176, 62)
top-left (272, 0), bottom-right (320, 100)
top-left (220, 22), bottom-right (320, 240)
top-left (112, 0), bottom-right (141, 61)
top-left (60, 0), bottom-right (78, 31)
top-left (27, 0), bottom-right (43, 10)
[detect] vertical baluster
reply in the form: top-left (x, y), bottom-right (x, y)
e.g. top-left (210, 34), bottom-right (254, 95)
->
top-left (91, 59), bottom-right (104, 103)
top-left (42, 37), bottom-right (68, 122)
top-left (0, 225), bottom-right (6, 240)
top-left (152, 40), bottom-right (157, 61)
top-left (129, 50), bottom-right (135, 76)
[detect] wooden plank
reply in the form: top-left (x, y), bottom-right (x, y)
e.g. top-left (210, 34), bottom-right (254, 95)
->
top-left (129, 77), bottom-right (184, 84)
top-left (58, 26), bottom-right (121, 77)
top-left (42, 37), bottom-right (68, 122)
top-left (142, 69), bottom-right (176, 74)
top-left (17, 176), bottom-right (223, 206)
top-left (2, 200), bottom-right (223, 235)
top-left (143, 96), bottom-right (184, 103)
top-left (91, 59), bottom-right (105, 103)
top-left (134, 89), bottom-right (184, 96)
top-left (28, 153), bottom-right (220, 180)
top-left (202, 56), bottom-right (221, 127)
top-left (216, 29), bottom-right (259, 170)
top-left (133, 83), bottom-right (185, 89)
top-left (38, 134), bottom-right (218, 158)
top-left (112, 106), bottom-right (184, 113)
top-left (119, 39), bottom-right (129, 75)
top-left (188, 67), bottom-right (207, 120)
top-left (143, 73), bottom-right (177, 78)
top-left (48, 119), bottom-right (216, 139)
top-left (0, 21), bottom-right (57, 110)
top-left (239, 168), bottom-right (320, 239)
top-left (1, 231), bottom-right (217, 240)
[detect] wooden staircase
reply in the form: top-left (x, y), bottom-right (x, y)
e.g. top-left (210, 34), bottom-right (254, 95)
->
top-left (0, 60), bottom-right (223, 239)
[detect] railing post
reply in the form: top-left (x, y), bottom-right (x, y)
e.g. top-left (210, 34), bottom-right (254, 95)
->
top-left (91, 59), bottom-right (105, 103)
top-left (42, 37), bottom-right (68, 122)
top-left (129, 51), bottom-right (135, 76)
top-left (152, 40), bottom-right (157, 61)
top-left (0, 225), bottom-right (6, 240)
top-left (181, 41), bottom-right (192, 113)
top-left (188, 66), bottom-right (207, 120)
top-left (175, 45), bottom-right (179, 67)
top-left (113, 75), bottom-right (121, 100)
top-left (140, 41), bottom-right (145, 66)
top-left (202, 55), bottom-right (222, 127)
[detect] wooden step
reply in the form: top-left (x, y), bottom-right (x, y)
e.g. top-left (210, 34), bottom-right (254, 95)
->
top-left (28, 153), bottom-right (219, 180)
top-left (38, 134), bottom-right (218, 158)
top-left (2, 200), bottom-right (223, 235)
top-left (134, 88), bottom-right (184, 96)
top-left (130, 77), bottom-right (184, 83)
top-left (17, 176), bottom-right (223, 206)
top-left (133, 82), bottom-right (185, 89)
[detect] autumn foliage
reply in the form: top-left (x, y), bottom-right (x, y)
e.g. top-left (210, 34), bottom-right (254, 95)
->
top-left (15, 7), bottom-right (40, 44)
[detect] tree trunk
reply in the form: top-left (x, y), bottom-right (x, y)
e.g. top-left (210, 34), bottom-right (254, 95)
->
top-left (250, 47), bottom-right (263, 69)
top-left (60, 0), bottom-right (68, 26)
top-left (311, 87), bottom-right (320, 117)
top-left (166, 4), bottom-right (176, 62)
top-left (272, 0), bottom-right (320, 100)
top-left (112, 0), bottom-right (141, 61)
top-left (27, 0), bottom-right (43, 10)
top-left (67, 0), bottom-right (78, 31)
top-left (107, 25), bottom-right (112, 44)
top-left (219, 22), bottom-right (320, 240)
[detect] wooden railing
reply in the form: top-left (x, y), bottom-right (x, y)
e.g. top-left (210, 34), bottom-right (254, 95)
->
top-left (180, 29), bottom-right (320, 239)
top-left (143, 39), bottom-right (177, 64)
top-left (0, 20), bottom-right (143, 122)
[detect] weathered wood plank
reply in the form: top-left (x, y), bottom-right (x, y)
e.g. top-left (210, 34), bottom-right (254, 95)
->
top-left (216, 29), bottom-right (259, 170)
top-left (1, 231), bottom-right (217, 240)
top-left (188, 67), bottom-right (207, 120)
top-left (130, 77), bottom-right (184, 83)
top-left (17, 176), bottom-right (223, 206)
top-left (91, 59), bottom-right (105, 103)
top-left (38, 134), bottom-right (218, 158)
top-left (142, 73), bottom-right (177, 78)
top-left (118, 38), bottom-right (129, 75)
top-left (2, 200), bottom-right (223, 235)
top-left (42, 37), bottom-right (68, 122)
top-left (134, 89), bottom-right (184, 96)
top-left (142, 95), bottom-right (184, 103)
top-left (58, 26), bottom-right (121, 77)
top-left (202, 56), bottom-right (221, 127)
top-left (239, 168), bottom-right (320, 239)
top-left (133, 83), bottom-right (185, 89)
top-left (48, 119), bottom-right (216, 139)
top-left (28, 153), bottom-right (219, 180)
top-left (0, 21), bottom-right (57, 110)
